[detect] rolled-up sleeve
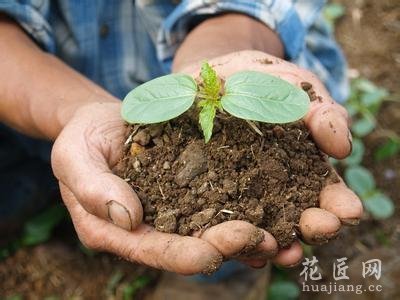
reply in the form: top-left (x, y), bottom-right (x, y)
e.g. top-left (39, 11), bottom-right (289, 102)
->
top-left (0, 0), bottom-right (55, 52)
top-left (157, 1), bottom-right (307, 69)
top-left (157, 0), bottom-right (349, 103)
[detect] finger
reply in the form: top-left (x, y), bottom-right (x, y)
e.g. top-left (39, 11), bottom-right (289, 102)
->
top-left (197, 220), bottom-right (265, 258)
top-left (239, 258), bottom-right (268, 269)
top-left (237, 230), bottom-right (278, 260)
top-left (320, 182), bottom-right (363, 225)
top-left (272, 241), bottom-right (303, 267)
top-left (60, 183), bottom-right (223, 275)
top-left (52, 114), bottom-right (143, 230)
top-left (305, 104), bottom-right (352, 159)
top-left (299, 207), bottom-right (341, 245)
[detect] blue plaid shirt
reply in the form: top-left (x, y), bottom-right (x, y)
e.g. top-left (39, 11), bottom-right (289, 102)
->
top-left (0, 0), bottom-right (348, 102)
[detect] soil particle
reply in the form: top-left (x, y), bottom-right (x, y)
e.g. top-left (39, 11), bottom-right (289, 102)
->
top-left (190, 208), bottom-right (217, 229)
top-left (154, 209), bottom-right (180, 233)
top-left (300, 81), bottom-right (322, 102)
top-left (174, 141), bottom-right (208, 187)
top-left (117, 114), bottom-right (338, 248)
top-left (132, 129), bottom-right (151, 146)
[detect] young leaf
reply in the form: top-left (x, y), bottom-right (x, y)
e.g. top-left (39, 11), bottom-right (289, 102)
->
top-left (364, 192), bottom-right (394, 219)
top-left (122, 74), bottom-right (197, 124)
top-left (200, 62), bottom-right (221, 100)
top-left (361, 88), bottom-right (388, 107)
top-left (21, 204), bottom-right (67, 246)
top-left (351, 116), bottom-right (375, 137)
top-left (221, 71), bottom-right (310, 123)
top-left (199, 101), bottom-right (217, 143)
top-left (374, 138), bottom-right (400, 161)
top-left (344, 166), bottom-right (375, 197)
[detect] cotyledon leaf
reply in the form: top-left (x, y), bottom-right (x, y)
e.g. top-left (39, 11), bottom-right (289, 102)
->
top-left (221, 71), bottom-right (310, 123)
top-left (121, 74), bottom-right (197, 124)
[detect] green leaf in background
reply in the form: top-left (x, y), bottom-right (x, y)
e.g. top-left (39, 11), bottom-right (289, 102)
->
top-left (351, 116), bottom-right (375, 137)
top-left (198, 100), bottom-right (217, 143)
top-left (106, 271), bottom-right (124, 296)
top-left (268, 280), bottom-right (300, 300)
top-left (21, 204), bottom-right (67, 246)
top-left (344, 165), bottom-right (375, 197)
top-left (344, 138), bottom-right (365, 165)
top-left (221, 71), bottom-right (310, 123)
top-left (374, 138), bottom-right (400, 161)
top-left (364, 192), bottom-right (395, 219)
top-left (121, 74), bottom-right (197, 124)
top-left (344, 102), bottom-right (358, 118)
top-left (123, 276), bottom-right (151, 300)
top-left (5, 295), bottom-right (23, 300)
top-left (323, 3), bottom-right (345, 31)
top-left (361, 88), bottom-right (388, 107)
top-left (354, 78), bottom-right (378, 93)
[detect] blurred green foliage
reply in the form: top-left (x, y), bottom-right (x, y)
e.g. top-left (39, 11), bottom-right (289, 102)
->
top-left (340, 77), bottom-right (397, 220)
top-left (323, 3), bottom-right (345, 31)
top-left (0, 204), bottom-right (67, 260)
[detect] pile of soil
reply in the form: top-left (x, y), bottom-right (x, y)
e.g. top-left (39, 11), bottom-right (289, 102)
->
top-left (116, 113), bottom-right (339, 248)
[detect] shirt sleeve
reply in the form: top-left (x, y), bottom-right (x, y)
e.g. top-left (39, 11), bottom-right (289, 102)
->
top-left (0, 0), bottom-right (55, 52)
top-left (157, 0), bottom-right (349, 103)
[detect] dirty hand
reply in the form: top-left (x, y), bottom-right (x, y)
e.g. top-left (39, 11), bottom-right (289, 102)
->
top-left (177, 50), bottom-right (364, 265)
top-left (51, 101), bottom-right (292, 274)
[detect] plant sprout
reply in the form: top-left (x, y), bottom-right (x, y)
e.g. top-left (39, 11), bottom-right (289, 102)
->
top-left (122, 62), bottom-right (310, 142)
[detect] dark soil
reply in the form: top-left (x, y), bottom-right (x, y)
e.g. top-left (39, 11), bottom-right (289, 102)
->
top-left (116, 113), bottom-right (339, 248)
top-left (0, 240), bottom-right (159, 299)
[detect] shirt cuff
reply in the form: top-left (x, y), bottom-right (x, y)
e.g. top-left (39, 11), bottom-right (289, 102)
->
top-left (0, 0), bottom-right (54, 52)
top-left (157, 0), bottom-right (306, 72)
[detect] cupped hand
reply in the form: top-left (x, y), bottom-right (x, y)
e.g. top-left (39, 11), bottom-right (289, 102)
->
top-left (51, 102), bottom-right (290, 274)
top-left (177, 50), bottom-right (363, 266)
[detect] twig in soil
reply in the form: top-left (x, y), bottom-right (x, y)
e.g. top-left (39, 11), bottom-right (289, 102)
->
top-left (177, 127), bottom-right (183, 140)
top-left (250, 145), bottom-right (256, 160)
top-left (123, 178), bottom-right (131, 182)
top-left (282, 203), bottom-right (286, 223)
top-left (124, 125), bottom-right (141, 145)
top-left (297, 129), bottom-right (302, 141)
top-left (322, 170), bottom-right (329, 177)
top-left (220, 209), bottom-right (234, 214)
top-left (157, 180), bottom-right (166, 200)
top-left (209, 181), bottom-right (215, 191)
top-left (246, 120), bottom-right (263, 136)
top-left (259, 137), bottom-right (265, 153)
top-left (217, 145), bottom-right (230, 150)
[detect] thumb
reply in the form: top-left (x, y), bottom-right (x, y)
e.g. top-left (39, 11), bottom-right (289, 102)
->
top-left (51, 108), bottom-right (143, 231)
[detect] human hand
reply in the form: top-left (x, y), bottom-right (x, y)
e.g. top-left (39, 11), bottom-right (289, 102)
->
top-left (51, 101), bottom-right (301, 274)
top-left (176, 50), bottom-right (363, 264)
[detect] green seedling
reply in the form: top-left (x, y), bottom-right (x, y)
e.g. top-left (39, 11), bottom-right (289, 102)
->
top-left (122, 62), bottom-right (310, 143)
top-left (338, 77), bottom-right (397, 220)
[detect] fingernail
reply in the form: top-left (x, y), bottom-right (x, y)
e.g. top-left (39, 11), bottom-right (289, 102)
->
top-left (107, 200), bottom-right (133, 231)
top-left (282, 258), bottom-right (303, 268)
top-left (201, 254), bottom-right (223, 275)
top-left (348, 130), bottom-right (353, 153)
top-left (241, 250), bottom-right (276, 260)
top-left (341, 218), bottom-right (360, 226)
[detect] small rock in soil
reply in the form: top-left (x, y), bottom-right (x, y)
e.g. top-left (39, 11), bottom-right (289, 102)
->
top-left (175, 141), bottom-right (208, 187)
top-left (190, 208), bottom-right (217, 229)
top-left (133, 129), bottom-right (151, 146)
top-left (154, 209), bottom-right (180, 233)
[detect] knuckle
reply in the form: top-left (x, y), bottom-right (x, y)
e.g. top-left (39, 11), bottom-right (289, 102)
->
top-left (75, 220), bottom-right (103, 251)
top-left (76, 180), bottom-right (100, 205)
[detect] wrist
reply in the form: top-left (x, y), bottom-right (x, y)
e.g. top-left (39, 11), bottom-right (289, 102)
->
top-left (54, 93), bottom-right (119, 139)
top-left (172, 13), bottom-right (284, 73)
